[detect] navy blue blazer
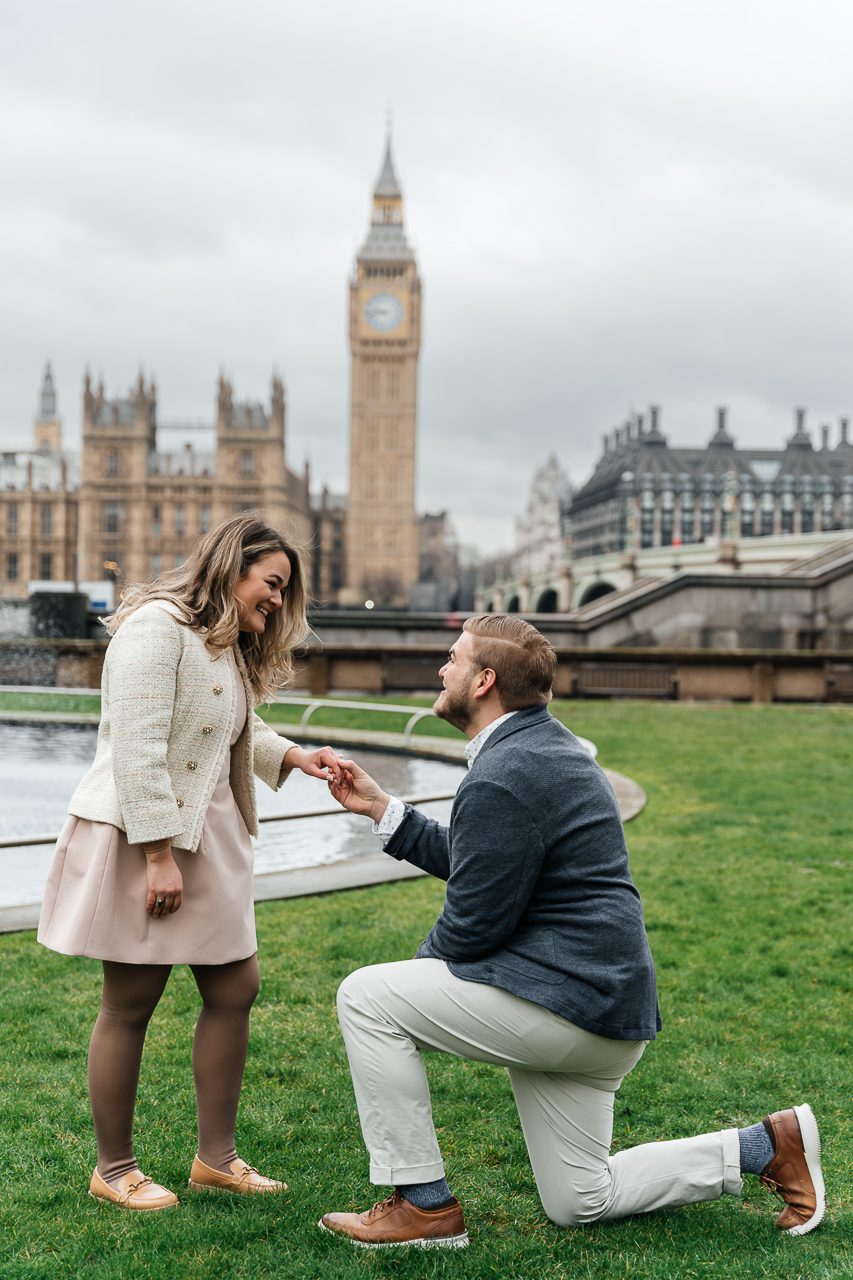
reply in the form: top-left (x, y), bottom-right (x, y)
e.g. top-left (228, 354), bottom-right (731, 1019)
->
top-left (385, 705), bottom-right (661, 1041)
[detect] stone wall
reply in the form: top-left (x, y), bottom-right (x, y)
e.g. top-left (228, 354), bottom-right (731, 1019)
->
top-left (2, 627), bottom-right (850, 704)
top-left (0, 639), bottom-right (106, 687)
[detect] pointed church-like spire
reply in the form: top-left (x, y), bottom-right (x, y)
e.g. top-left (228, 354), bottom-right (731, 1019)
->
top-left (360, 124), bottom-right (414, 261)
top-left (34, 360), bottom-right (62, 451)
top-left (374, 130), bottom-right (402, 199)
top-left (39, 360), bottom-right (57, 420)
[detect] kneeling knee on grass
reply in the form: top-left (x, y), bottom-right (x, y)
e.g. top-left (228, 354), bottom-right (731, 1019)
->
top-left (538, 1176), bottom-right (613, 1229)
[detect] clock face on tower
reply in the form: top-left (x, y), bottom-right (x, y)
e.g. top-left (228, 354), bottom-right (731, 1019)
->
top-left (365, 293), bottom-right (404, 332)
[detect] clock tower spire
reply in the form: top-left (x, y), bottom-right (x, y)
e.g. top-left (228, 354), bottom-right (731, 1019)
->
top-left (340, 131), bottom-right (422, 606)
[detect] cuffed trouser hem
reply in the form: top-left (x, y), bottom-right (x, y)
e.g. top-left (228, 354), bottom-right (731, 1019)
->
top-left (370, 1160), bottom-right (446, 1185)
top-left (720, 1127), bottom-right (744, 1198)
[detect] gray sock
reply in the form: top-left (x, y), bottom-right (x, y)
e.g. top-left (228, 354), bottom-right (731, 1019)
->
top-left (397, 1177), bottom-right (454, 1210)
top-left (738, 1120), bottom-right (775, 1174)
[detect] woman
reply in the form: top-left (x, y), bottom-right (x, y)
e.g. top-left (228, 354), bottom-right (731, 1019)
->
top-left (38, 512), bottom-right (340, 1211)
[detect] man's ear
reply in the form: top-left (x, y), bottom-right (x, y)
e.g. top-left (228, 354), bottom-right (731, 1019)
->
top-left (473, 667), bottom-right (497, 699)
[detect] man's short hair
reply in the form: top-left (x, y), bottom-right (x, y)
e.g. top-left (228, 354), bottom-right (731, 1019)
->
top-left (463, 614), bottom-right (556, 709)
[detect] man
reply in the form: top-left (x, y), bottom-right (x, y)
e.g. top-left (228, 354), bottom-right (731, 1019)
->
top-left (319, 614), bottom-right (825, 1249)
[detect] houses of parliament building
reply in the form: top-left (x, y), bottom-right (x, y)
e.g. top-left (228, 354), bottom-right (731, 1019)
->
top-left (0, 136), bottom-right (439, 609)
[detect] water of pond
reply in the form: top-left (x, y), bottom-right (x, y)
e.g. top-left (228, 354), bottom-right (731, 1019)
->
top-left (0, 723), bottom-right (463, 908)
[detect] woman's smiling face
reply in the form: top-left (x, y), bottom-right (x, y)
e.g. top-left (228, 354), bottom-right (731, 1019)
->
top-left (233, 551), bottom-right (292, 633)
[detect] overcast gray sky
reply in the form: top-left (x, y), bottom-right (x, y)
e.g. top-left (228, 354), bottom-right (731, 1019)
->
top-left (2, 0), bottom-right (853, 552)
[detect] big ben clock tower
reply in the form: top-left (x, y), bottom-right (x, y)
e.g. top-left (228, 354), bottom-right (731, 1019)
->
top-left (341, 132), bottom-right (422, 606)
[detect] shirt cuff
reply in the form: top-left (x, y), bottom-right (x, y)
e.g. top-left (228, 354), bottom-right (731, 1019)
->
top-left (372, 796), bottom-right (406, 847)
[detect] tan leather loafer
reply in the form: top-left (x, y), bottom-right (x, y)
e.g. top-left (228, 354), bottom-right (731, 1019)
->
top-left (760, 1104), bottom-right (825, 1235)
top-left (188, 1155), bottom-right (286, 1195)
top-left (320, 1191), bottom-right (468, 1249)
top-left (89, 1167), bottom-right (179, 1211)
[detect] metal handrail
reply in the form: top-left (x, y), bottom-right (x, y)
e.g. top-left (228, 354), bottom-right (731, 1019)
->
top-left (0, 790), bottom-right (458, 851)
top-left (272, 695), bottom-right (438, 742)
top-left (0, 689), bottom-right (441, 744)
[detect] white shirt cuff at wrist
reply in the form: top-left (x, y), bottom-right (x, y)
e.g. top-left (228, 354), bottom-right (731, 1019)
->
top-left (372, 796), bottom-right (406, 846)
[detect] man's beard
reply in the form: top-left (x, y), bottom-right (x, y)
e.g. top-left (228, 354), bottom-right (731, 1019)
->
top-left (434, 673), bottom-right (476, 732)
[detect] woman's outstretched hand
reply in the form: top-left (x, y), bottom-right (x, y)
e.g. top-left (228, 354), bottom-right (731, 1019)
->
top-left (285, 744), bottom-right (344, 783)
top-left (328, 758), bottom-right (390, 823)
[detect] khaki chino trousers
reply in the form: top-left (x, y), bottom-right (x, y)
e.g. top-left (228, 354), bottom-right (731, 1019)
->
top-left (336, 959), bottom-right (742, 1226)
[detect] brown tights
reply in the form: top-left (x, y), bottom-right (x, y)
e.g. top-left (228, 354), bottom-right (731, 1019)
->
top-left (88, 954), bottom-right (260, 1185)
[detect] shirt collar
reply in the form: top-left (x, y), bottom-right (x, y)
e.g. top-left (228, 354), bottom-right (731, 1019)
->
top-left (464, 711), bottom-right (518, 768)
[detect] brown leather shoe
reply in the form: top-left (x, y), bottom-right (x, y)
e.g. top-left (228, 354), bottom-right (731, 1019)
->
top-left (88, 1168), bottom-right (179, 1211)
top-left (320, 1190), bottom-right (468, 1249)
top-left (760, 1104), bottom-right (825, 1235)
top-left (188, 1155), bottom-right (286, 1195)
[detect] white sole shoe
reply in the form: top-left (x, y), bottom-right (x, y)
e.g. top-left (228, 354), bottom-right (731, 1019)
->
top-left (783, 1103), bottom-right (825, 1236)
top-left (318, 1219), bottom-right (469, 1249)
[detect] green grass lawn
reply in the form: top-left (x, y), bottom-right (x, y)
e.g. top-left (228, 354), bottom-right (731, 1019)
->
top-left (1, 702), bottom-right (851, 1279)
top-left (0, 690), bottom-right (102, 715)
top-left (261, 694), bottom-right (462, 739)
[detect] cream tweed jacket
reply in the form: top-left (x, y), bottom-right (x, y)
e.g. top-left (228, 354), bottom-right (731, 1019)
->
top-left (68, 601), bottom-right (296, 852)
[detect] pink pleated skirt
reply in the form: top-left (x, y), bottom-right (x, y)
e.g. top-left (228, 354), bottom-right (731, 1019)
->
top-left (38, 810), bottom-right (257, 965)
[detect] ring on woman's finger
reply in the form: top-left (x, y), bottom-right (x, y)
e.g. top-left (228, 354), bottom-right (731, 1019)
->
top-left (156, 898), bottom-right (165, 907)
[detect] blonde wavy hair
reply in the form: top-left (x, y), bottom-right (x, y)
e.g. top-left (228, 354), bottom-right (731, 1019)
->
top-left (103, 511), bottom-right (309, 702)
